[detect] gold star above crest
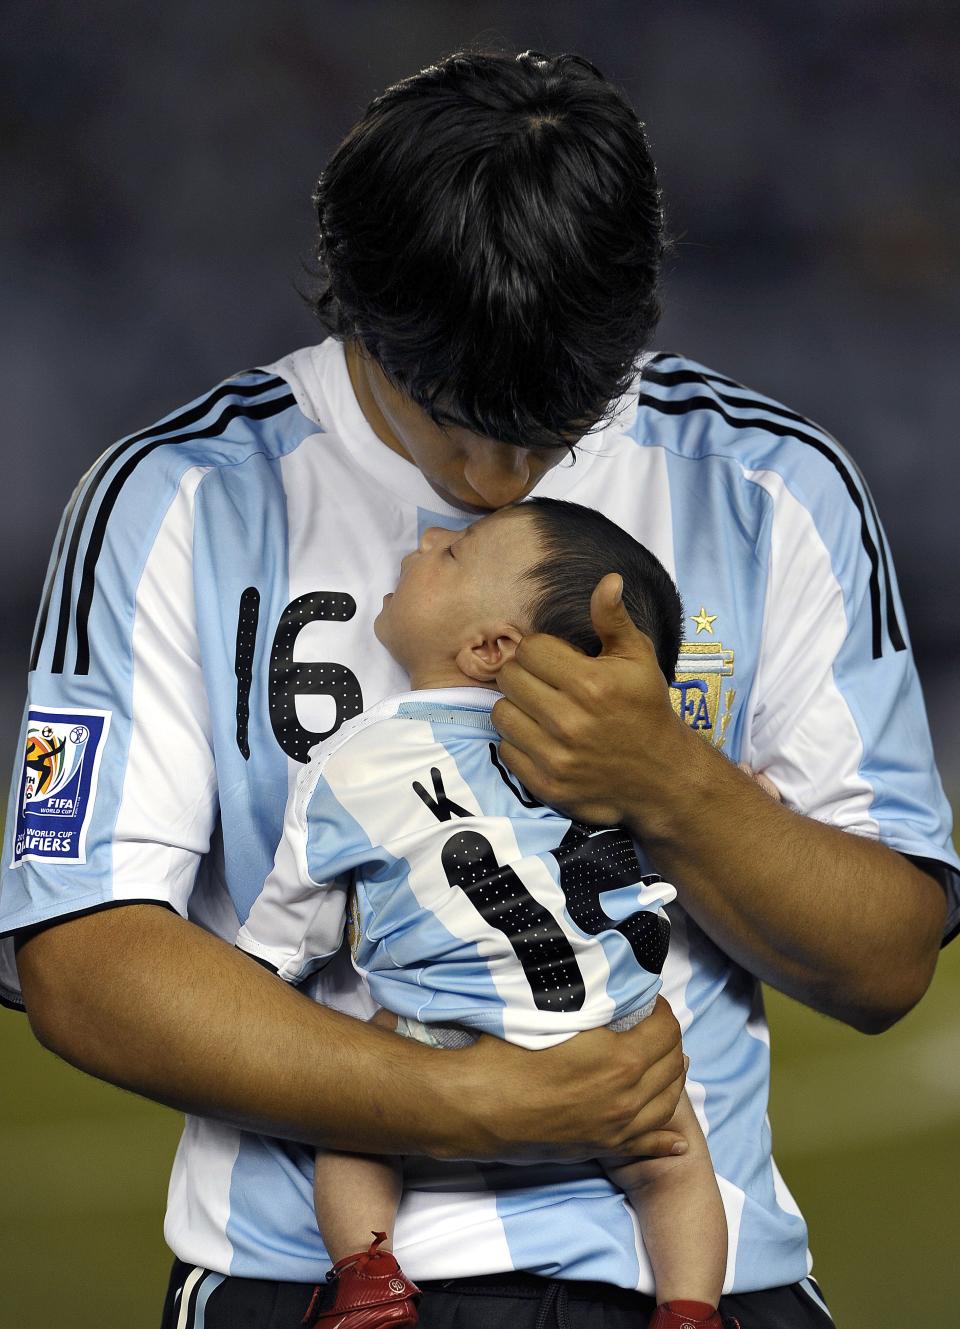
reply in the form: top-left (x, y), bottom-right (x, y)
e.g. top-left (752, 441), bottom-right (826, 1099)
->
top-left (690, 606), bottom-right (718, 635)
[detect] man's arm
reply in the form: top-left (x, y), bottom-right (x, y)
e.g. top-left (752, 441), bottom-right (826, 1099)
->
top-left (629, 703), bottom-right (946, 1032)
top-left (492, 576), bottom-right (949, 1034)
top-left (16, 902), bottom-right (687, 1159)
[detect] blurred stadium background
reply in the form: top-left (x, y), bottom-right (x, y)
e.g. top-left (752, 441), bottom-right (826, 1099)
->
top-left (2, 2), bottom-right (957, 1325)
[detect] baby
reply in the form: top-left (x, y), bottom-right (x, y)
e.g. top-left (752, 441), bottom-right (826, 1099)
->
top-left (237, 497), bottom-right (728, 1329)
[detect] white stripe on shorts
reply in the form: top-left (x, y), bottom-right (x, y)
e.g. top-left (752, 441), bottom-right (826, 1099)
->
top-left (175, 1268), bottom-right (205, 1329)
top-left (174, 1268), bottom-right (225, 1329)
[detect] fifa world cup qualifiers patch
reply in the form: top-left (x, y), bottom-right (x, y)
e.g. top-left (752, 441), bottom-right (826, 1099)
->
top-left (12, 707), bottom-right (111, 866)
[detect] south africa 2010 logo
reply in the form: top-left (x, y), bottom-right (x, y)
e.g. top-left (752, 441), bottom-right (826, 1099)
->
top-left (12, 707), bottom-right (111, 865)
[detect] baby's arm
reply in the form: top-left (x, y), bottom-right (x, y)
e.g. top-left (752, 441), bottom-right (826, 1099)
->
top-left (605, 1088), bottom-right (726, 1309)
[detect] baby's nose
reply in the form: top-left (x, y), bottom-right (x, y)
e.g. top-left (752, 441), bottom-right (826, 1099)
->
top-left (419, 526), bottom-right (454, 551)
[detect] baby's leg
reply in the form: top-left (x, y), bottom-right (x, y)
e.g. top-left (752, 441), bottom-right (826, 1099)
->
top-left (313, 1151), bottom-right (402, 1262)
top-left (313, 1008), bottom-right (402, 1260)
top-left (605, 1088), bottom-right (726, 1317)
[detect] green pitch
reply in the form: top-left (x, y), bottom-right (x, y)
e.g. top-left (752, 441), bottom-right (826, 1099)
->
top-left (2, 911), bottom-right (958, 1326)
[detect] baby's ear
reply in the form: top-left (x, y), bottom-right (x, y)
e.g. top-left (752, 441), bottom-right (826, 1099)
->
top-left (456, 627), bottom-right (522, 683)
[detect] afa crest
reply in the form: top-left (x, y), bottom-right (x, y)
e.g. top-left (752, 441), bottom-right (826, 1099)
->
top-left (669, 608), bottom-right (735, 750)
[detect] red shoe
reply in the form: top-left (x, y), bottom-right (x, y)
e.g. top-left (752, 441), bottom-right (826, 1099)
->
top-left (648, 1304), bottom-right (736, 1329)
top-left (302, 1232), bottom-right (421, 1329)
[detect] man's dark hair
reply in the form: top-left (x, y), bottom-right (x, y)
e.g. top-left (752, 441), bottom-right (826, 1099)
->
top-left (311, 48), bottom-right (665, 452)
top-left (516, 497), bottom-right (683, 682)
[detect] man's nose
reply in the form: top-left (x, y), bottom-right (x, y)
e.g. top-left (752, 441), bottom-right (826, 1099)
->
top-left (464, 443), bottom-right (533, 508)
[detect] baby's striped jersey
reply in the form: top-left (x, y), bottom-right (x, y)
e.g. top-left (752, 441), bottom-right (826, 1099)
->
top-left (237, 689), bottom-right (674, 1047)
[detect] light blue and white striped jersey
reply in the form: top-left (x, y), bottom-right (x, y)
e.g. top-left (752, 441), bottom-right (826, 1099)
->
top-left (236, 689), bottom-right (674, 1047)
top-left (2, 337), bottom-right (958, 1293)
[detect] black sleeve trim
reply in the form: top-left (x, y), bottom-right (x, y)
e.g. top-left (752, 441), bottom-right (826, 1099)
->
top-left (2, 900), bottom-right (184, 1015)
top-left (9, 898), bottom-right (180, 949)
top-left (898, 852), bottom-right (960, 948)
top-left (237, 947), bottom-right (280, 976)
top-left (233, 943), bottom-right (328, 991)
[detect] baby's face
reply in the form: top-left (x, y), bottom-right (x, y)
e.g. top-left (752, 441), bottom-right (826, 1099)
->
top-left (374, 508), bottom-right (541, 677)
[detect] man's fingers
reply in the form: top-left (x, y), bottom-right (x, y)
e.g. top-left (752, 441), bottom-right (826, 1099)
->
top-left (589, 573), bottom-right (637, 656)
top-left (616, 1069), bottom-right (688, 1157)
top-left (489, 738), bottom-right (550, 797)
top-left (633, 1036), bottom-right (686, 1106)
top-left (491, 700), bottom-right (544, 761)
top-left (622, 1128), bottom-right (689, 1159)
top-left (602, 997), bottom-right (685, 1156)
top-left (495, 659), bottom-right (565, 734)
top-left (620, 995), bottom-right (682, 1067)
top-left (511, 632), bottom-right (586, 692)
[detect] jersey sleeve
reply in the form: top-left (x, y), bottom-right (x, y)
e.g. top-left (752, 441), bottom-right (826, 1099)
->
top-left (743, 457), bottom-right (959, 942)
top-left (0, 374), bottom-right (291, 1008)
top-left (0, 370), bottom-right (309, 1008)
top-left (234, 736), bottom-right (377, 983)
top-left (0, 457), bottom-right (218, 1006)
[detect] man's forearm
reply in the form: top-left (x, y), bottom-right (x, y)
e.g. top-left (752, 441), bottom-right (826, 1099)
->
top-left (633, 726), bottom-right (947, 1031)
top-left (16, 904), bottom-right (686, 1159)
top-left (17, 905), bottom-right (460, 1153)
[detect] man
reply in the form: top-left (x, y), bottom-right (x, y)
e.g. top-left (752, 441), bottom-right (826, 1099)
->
top-left (3, 48), bottom-right (956, 1329)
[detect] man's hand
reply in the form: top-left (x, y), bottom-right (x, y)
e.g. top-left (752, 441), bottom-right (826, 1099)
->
top-left (493, 571), bottom-right (687, 829)
top-left (453, 996), bottom-right (686, 1162)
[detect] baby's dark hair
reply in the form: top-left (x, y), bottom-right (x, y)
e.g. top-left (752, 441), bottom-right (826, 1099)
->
top-left (515, 498), bottom-right (683, 682)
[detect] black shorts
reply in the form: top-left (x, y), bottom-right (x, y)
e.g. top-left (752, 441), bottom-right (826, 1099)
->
top-left (161, 1260), bottom-right (835, 1328)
